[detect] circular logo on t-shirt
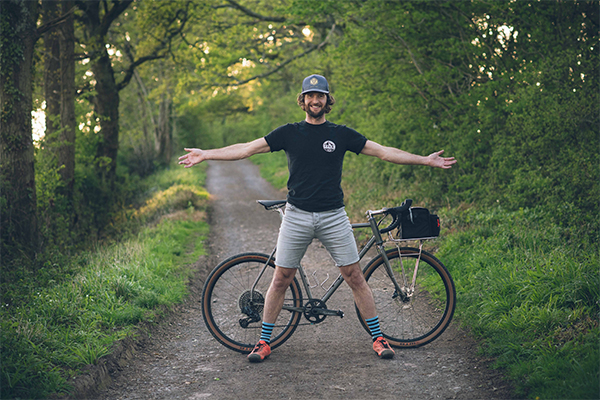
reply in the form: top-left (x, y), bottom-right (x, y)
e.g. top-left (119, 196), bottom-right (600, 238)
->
top-left (323, 140), bottom-right (336, 153)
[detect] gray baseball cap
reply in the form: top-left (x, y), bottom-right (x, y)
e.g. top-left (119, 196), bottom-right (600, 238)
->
top-left (301, 74), bottom-right (329, 94)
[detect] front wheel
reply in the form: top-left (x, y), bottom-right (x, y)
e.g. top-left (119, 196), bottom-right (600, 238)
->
top-left (202, 253), bottom-right (303, 353)
top-left (357, 247), bottom-right (456, 348)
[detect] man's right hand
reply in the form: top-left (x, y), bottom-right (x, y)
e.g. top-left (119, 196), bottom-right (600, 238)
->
top-left (178, 148), bottom-right (205, 168)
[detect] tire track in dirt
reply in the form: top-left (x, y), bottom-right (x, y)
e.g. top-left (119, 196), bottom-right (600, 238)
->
top-left (91, 159), bottom-right (516, 400)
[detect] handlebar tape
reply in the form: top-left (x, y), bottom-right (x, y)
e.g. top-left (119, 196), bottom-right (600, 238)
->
top-left (379, 199), bottom-right (413, 234)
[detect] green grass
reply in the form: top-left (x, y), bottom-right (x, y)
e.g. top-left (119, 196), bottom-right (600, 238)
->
top-left (0, 164), bottom-right (209, 399)
top-left (252, 156), bottom-right (600, 399)
top-left (437, 206), bottom-right (599, 399)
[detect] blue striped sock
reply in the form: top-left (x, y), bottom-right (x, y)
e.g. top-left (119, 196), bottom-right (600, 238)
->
top-left (260, 322), bottom-right (275, 343)
top-left (366, 316), bottom-right (383, 340)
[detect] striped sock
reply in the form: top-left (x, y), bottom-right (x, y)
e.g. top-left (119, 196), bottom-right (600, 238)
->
top-left (366, 316), bottom-right (383, 341)
top-left (260, 322), bottom-right (275, 344)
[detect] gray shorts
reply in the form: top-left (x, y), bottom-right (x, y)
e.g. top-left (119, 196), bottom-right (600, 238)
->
top-left (275, 203), bottom-right (360, 269)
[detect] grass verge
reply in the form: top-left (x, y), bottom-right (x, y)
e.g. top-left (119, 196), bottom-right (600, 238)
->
top-left (437, 206), bottom-right (599, 399)
top-left (0, 164), bottom-right (209, 399)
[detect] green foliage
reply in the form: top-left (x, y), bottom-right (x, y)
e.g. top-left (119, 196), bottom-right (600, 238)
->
top-left (34, 137), bottom-right (75, 249)
top-left (322, 0), bottom-right (598, 237)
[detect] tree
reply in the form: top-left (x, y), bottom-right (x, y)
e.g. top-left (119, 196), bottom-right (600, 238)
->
top-left (75, 0), bottom-right (193, 189)
top-left (58, 0), bottom-right (76, 202)
top-left (42, 0), bottom-right (76, 205)
top-left (1, 0), bottom-right (40, 258)
top-left (76, 0), bottom-right (133, 188)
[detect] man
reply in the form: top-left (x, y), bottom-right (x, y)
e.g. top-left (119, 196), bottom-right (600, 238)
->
top-left (179, 74), bottom-right (456, 362)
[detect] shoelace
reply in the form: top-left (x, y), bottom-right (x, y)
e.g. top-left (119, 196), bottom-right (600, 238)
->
top-left (254, 342), bottom-right (268, 352)
top-left (377, 338), bottom-right (391, 349)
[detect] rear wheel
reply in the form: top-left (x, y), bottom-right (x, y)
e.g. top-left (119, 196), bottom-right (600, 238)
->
top-left (202, 253), bottom-right (303, 353)
top-left (357, 247), bottom-right (456, 348)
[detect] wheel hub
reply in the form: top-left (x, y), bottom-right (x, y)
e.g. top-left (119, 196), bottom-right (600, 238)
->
top-left (238, 290), bottom-right (264, 328)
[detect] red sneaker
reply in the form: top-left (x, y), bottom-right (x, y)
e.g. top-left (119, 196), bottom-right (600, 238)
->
top-left (248, 340), bottom-right (271, 363)
top-left (373, 337), bottom-right (395, 359)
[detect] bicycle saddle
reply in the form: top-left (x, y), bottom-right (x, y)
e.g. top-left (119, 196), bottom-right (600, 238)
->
top-left (257, 200), bottom-right (287, 210)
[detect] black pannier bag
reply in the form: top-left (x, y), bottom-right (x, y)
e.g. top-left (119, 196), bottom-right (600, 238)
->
top-left (399, 207), bottom-right (440, 239)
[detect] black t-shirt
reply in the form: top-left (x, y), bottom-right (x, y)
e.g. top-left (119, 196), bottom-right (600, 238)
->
top-left (264, 120), bottom-right (367, 212)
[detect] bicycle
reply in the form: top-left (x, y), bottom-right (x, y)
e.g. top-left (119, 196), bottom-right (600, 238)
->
top-left (201, 199), bottom-right (456, 353)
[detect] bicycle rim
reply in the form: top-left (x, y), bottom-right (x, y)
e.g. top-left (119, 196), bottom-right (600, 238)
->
top-left (202, 253), bottom-right (302, 353)
top-left (359, 248), bottom-right (456, 348)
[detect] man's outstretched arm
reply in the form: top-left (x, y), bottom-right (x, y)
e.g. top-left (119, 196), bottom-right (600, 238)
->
top-left (178, 138), bottom-right (271, 168)
top-left (361, 140), bottom-right (456, 169)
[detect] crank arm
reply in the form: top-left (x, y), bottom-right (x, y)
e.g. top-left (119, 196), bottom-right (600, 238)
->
top-left (282, 305), bottom-right (344, 318)
top-left (282, 305), bottom-right (304, 313)
top-left (316, 309), bottom-right (344, 318)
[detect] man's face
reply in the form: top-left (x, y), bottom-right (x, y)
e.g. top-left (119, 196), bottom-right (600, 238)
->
top-left (304, 92), bottom-right (327, 118)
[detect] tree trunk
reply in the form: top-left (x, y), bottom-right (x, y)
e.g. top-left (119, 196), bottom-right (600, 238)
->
top-left (77, 0), bottom-right (132, 189)
top-left (91, 42), bottom-right (120, 186)
top-left (0, 0), bottom-right (40, 258)
top-left (133, 70), bottom-right (157, 175)
top-left (43, 0), bottom-right (61, 140)
top-left (156, 94), bottom-right (172, 165)
top-left (43, 0), bottom-right (75, 204)
top-left (59, 0), bottom-right (76, 199)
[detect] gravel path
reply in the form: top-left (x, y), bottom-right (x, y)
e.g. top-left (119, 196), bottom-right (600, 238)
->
top-left (90, 159), bottom-right (516, 400)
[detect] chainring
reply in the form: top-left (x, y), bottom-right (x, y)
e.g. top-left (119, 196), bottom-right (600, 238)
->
top-left (303, 299), bottom-right (328, 324)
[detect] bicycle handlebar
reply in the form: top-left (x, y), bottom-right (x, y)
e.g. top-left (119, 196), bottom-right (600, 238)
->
top-left (369, 199), bottom-right (412, 234)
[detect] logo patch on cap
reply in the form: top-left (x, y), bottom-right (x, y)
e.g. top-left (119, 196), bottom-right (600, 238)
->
top-left (302, 74), bottom-right (329, 94)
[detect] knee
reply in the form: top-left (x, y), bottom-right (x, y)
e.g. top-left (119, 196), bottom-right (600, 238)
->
top-left (340, 264), bottom-right (366, 289)
top-left (271, 267), bottom-right (296, 291)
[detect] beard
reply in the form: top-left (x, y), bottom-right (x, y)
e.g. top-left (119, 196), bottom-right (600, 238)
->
top-left (306, 104), bottom-right (326, 119)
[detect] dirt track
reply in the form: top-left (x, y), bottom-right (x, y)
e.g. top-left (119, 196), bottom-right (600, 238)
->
top-left (90, 159), bottom-right (516, 400)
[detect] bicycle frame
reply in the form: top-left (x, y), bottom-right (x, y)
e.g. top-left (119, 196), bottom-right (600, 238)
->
top-left (249, 205), bottom-right (419, 313)
top-left (201, 199), bottom-right (455, 352)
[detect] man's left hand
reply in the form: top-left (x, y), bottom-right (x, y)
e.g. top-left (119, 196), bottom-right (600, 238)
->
top-left (428, 150), bottom-right (457, 169)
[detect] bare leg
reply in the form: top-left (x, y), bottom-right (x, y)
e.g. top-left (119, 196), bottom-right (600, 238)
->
top-left (339, 262), bottom-right (377, 320)
top-left (340, 263), bottom-right (395, 358)
top-left (262, 266), bottom-right (297, 324)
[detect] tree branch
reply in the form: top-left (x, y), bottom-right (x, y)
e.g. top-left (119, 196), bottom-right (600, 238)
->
top-left (36, 6), bottom-right (76, 36)
top-left (116, 53), bottom-right (168, 91)
top-left (116, 3), bottom-right (191, 91)
top-left (99, 0), bottom-right (133, 37)
top-left (223, 0), bottom-right (286, 22)
top-left (389, 32), bottom-right (424, 75)
top-left (221, 24), bottom-right (336, 87)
